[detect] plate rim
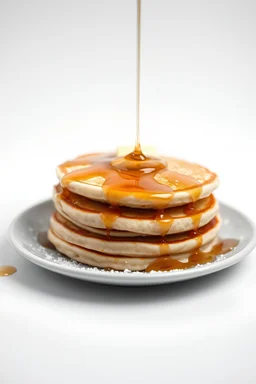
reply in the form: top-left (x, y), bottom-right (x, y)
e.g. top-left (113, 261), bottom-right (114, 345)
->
top-left (8, 199), bottom-right (256, 284)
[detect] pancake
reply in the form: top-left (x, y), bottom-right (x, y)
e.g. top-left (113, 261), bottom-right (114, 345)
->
top-left (53, 186), bottom-right (219, 236)
top-left (56, 153), bottom-right (219, 209)
top-left (53, 209), bottom-right (143, 238)
top-left (48, 228), bottom-right (219, 271)
top-left (50, 212), bottom-right (221, 257)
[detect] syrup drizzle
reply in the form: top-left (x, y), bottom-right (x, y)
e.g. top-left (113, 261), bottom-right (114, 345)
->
top-left (57, 186), bottom-right (215, 234)
top-left (60, 153), bottom-right (204, 209)
top-left (184, 202), bottom-right (202, 229)
top-left (53, 211), bottom-right (218, 248)
top-left (136, 0), bottom-right (141, 147)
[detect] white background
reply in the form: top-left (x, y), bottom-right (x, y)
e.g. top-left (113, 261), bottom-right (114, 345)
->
top-left (0, 0), bottom-right (256, 383)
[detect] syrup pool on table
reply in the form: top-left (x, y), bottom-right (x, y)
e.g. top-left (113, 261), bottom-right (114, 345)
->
top-left (0, 266), bottom-right (17, 277)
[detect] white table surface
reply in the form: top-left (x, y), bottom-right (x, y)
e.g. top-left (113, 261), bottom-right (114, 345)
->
top-left (1, 0), bottom-right (256, 382)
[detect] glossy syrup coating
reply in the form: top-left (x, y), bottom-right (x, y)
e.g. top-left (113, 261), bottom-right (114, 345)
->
top-left (59, 147), bottom-right (216, 209)
top-left (56, 184), bottom-right (217, 234)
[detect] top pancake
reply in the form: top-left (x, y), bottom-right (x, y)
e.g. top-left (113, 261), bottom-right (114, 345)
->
top-left (57, 153), bottom-right (218, 209)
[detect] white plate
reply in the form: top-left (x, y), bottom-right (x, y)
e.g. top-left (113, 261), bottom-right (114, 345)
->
top-left (8, 200), bottom-right (256, 286)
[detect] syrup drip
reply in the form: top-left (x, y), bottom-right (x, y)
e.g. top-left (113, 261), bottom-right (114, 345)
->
top-left (58, 186), bottom-right (215, 233)
top-left (100, 206), bottom-right (121, 233)
top-left (155, 217), bottom-right (218, 255)
top-left (0, 266), bottom-right (17, 277)
top-left (54, 211), bottom-right (218, 248)
top-left (159, 241), bottom-right (171, 256)
top-left (154, 209), bottom-right (174, 236)
top-left (188, 230), bottom-right (203, 248)
top-left (145, 239), bottom-right (239, 272)
top-left (184, 202), bottom-right (202, 229)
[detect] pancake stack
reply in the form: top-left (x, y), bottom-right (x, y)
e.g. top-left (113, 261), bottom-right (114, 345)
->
top-left (48, 152), bottom-right (220, 272)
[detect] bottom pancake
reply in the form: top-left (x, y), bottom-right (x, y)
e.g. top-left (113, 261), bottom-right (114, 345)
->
top-left (48, 228), bottom-right (219, 272)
